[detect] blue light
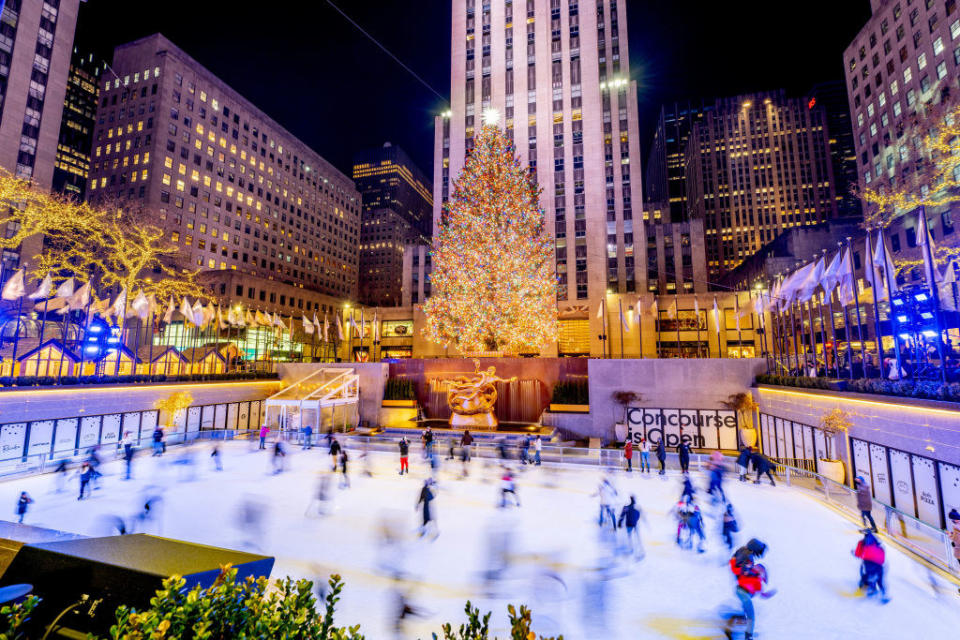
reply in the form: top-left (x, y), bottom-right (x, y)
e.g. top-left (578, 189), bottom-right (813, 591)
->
top-left (899, 333), bottom-right (912, 340)
top-left (896, 314), bottom-right (908, 323)
top-left (84, 345), bottom-right (99, 354)
top-left (921, 330), bottom-right (937, 338)
top-left (920, 312), bottom-right (934, 320)
top-left (914, 292), bottom-right (929, 302)
top-left (891, 298), bottom-right (904, 306)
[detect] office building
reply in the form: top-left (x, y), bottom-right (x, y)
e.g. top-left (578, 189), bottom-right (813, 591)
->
top-left (0, 0), bottom-right (80, 269)
top-left (685, 90), bottom-right (838, 281)
top-left (807, 81), bottom-right (863, 219)
top-left (353, 142), bottom-right (432, 307)
top-left (644, 99), bottom-right (711, 223)
top-left (52, 47), bottom-right (102, 200)
top-left (87, 34), bottom-right (361, 308)
top-left (845, 0), bottom-right (960, 193)
top-left (432, 0), bottom-right (647, 329)
top-left (642, 201), bottom-right (708, 295)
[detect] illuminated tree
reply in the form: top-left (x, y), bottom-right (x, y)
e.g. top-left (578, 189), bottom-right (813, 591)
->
top-left (861, 100), bottom-right (960, 228)
top-left (422, 119), bottom-right (557, 354)
top-left (0, 172), bottom-right (206, 300)
top-left (154, 391), bottom-right (193, 428)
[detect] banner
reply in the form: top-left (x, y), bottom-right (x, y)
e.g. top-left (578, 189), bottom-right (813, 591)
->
top-left (626, 407), bottom-right (738, 449)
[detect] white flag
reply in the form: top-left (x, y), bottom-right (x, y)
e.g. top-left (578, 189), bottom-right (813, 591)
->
top-left (1, 268), bottom-right (25, 300)
top-left (163, 296), bottom-right (175, 323)
top-left (335, 312), bottom-right (344, 340)
top-left (192, 300), bottom-right (205, 328)
top-left (68, 281), bottom-right (92, 310)
top-left (797, 258), bottom-right (825, 303)
top-left (110, 287), bottom-right (128, 319)
top-left (694, 297), bottom-right (700, 317)
top-left (324, 314), bottom-right (331, 342)
top-left (373, 310), bottom-right (381, 342)
top-left (619, 301), bottom-right (629, 331)
top-left (873, 230), bottom-right (899, 301)
top-left (180, 297), bottom-right (194, 325)
top-left (712, 297), bottom-right (721, 329)
top-left (28, 274), bottom-right (53, 300)
top-left (666, 298), bottom-right (677, 319)
top-left (227, 306), bottom-right (237, 326)
top-left (837, 249), bottom-right (856, 306)
top-left (273, 312), bottom-right (285, 328)
top-left (916, 207), bottom-right (944, 286)
top-left (821, 250), bottom-right (844, 299)
top-left (131, 290), bottom-right (150, 320)
top-left (302, 314), bottom-right (315, 334)
top-left (54, 277), bottom-right (75, 299)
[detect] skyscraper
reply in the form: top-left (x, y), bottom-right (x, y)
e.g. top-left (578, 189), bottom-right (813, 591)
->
top-left (353, 142), bottom-right (432, 307)
top-left (644, 99), bottom-right (711, 223)
top-left (52, 47), bottom-right (102, 200)
top-left (432, 0), bottom-right (646, 317)
top-left (807, 81), bottom-right (862, 220)
top-left (87, 34), bottom-right (361, 314)
top-left (0, 0), bottom-right (81, 269)
top-left (685, 90), bottom-right (838, 281)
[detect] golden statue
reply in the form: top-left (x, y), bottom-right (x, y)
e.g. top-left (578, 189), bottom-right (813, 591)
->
top-left (442, 359), bottom-right (516, 430)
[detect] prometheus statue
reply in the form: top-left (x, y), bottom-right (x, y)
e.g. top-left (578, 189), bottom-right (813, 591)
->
top-left (442, 359), bottom-right (516, 430)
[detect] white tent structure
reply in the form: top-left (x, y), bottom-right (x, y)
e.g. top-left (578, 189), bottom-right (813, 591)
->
top-left (263, 368), bottom-right (360, 434)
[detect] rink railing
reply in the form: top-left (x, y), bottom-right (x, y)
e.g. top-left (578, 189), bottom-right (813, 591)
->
top-left (771, 461), bottom-right (959, 579)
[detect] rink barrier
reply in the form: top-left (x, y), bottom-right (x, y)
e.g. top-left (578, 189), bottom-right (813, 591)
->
top-left (773, 461), bottom-right (959, 580)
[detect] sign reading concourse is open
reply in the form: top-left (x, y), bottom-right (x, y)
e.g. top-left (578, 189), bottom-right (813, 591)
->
top-left (626, 408), bottom-right (740, 450)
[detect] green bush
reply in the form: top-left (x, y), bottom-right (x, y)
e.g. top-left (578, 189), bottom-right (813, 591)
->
top-left (757, 374), bottom-right (960, 402)
top-left (0, 594), bottom-right (39, 640)
top-left (384, 377), bottom-right (416, 401)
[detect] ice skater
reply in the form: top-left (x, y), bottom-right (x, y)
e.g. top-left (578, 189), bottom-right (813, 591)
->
top-left (53, 459), bottom-right (69, 493)
top-left (596, 475), bottom-right (618, 529)
top-left (121, 431), bottom-right (135, 480)
top-left (707, 450), bottom-right (726, 503)
top-left (520, 434), bottom-right (531, 465)
top-left (751, 450), bottom-right (776, 487)
top-left (534, 434), bottom-right (542, 465)
top-left (329, 437), bottom-right (341, 471)
top-left (303, 424), bottom-right (313, 450)
top-left (656, 438), bottom-right (666, 475)
top-left (272, 440), bottom-right (286, 475)
top-left (259, 424), bottom-right (270, 450)
top-left (15, 492), bottom-right (32, 524)
top-left (499, 467), bottom-right (520, 508)
top-left (306, 476), bottom-right (331, 517)
top-left (460, 430), bottom-right (473, 463)
top-left (623, 439), bottom-right (633, 472)
top-left (86, 447), bottom-right (102, 490)
top-left (421, 427), bottom-right (434, 460)
top-left (736, 446), bottom-right (752, 482)
top-left (677, 440), bottom-right (692, 474)
top-left (854, 530), bottom-right (889, 602)
top-left (681, 475), bottom-right (696, 502)
top-left (398, 437), bottom-right (409, 475)
top-left (152, 425), bottom-right (165, 456)
top-left (617, 495), bottom-right (645, 558)
top-left (949, 509), bottom-right (960, 591)
top-left (638, 436), bottom-right (651, 473)
top-left (855, 476), bottom-right (878, 532)
top-left (687, 499), bottom-right (706, 553)
top-left (722, 503), bottom-right (739, 551)
top-left (339, 449), bottom-right (350, 488)
top-left (416, 478), bottom-right (437, 539)
top-left (77, 462), bottom-right (93, 500)
top-left (210, 444), bottom-right (222, 471)
top-left (727, 538), bottom-right (775, 640)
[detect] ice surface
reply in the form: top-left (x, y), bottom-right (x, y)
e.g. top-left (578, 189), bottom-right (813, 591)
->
top-left (2, 440), bottom-right (958, 639)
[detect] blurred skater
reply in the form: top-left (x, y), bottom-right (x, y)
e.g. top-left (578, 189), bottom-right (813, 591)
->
top-left (728, 539), bottom-right (775, 640)
top-left (460, 430), bottom-right (473, 463)
top-left (722, 503), bottom-right (739, 551)
top-left (15, 492), bottom-right (32, 523)
top-left (736, 446), bottom-right (752, 482)
top-left (687, 498), bottom-right (706, 553)
top-left (617, 495), bottom-right (645, 558)
top-left (303, 424), bottom-right (313, 450)
top-left (86, 446), bottom-right (102, 490)
top-left (121, 431), bottom-right (135, 480)
top-left (306, 476), bottom-right (332, 517)
top-left (855, 476), bottom-right (878, 532)
top-left (949, 509), bottom-right (960, 590)
top-left (677, 441), bottom-right (691, 474)
top-left (398, 437), bottom-right (409, 475)
top-left (520, 434), bottom-right (531, 465)
top-left (623, 439), bottom-right (633, 472)
top-left (272, 440), bottom-right (286, 475)
top-left (152, 425), bottom-right (165, 456)
top-left (210, 444), bottom-right (223, 471)
top-left (416, 478), bottom-right (437, 538)
top-left (656, 438), bottom-right (666, 475)
top-left (77, 463), bottom-right (93, 500)
top-left (681, 475), bottom-right (696, 502)
top-left (596, 475), bottom-right (618, 528)
top-left (534, 434), bottom-right (542, 465)
top-left (854, 530), bottom-right (889, 603)
top-left (53, 459), bottom-right (69, 493)
top-left (499, 467), bottom-right (520, 508)
top-left (329, 437), bottom-right (341, 471)
top-left (421, 427), bottom-right (434, 459)
top-left (339, 449), bottom-right (350, 488)
top-left (707, 450), bottom-right (726, 504)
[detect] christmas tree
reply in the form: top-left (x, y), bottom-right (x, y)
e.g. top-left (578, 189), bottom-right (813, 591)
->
top-left (423, 116), bottom-right (558, 354)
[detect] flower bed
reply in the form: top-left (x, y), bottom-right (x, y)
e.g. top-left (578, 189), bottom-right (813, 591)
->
top-left (756, 373), bottom-right (960, 402)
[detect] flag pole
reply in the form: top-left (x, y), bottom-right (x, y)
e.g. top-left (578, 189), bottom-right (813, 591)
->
top-left (696, 296), bottom-right (702, 358)
top-left (847, 237), bottom-right (867, 380)
top-left (674, 293), bottom-right (681, 358)
top-left (9, 288), bottom-right (25, 374)
top-left (865, 232), bottom-right (885, 379)
top-left (601, 295), bottom-right (608, 359)
top-left (806, 297), bottom-right (817, 375)
top-left (735, 292), bottom-right (743, 356)
top-left (637, 297), bottom-right (643, 359)
top-left (788, 301), bottom-right (800, 374)
top-left (917, 207), bottom-right (947, 384)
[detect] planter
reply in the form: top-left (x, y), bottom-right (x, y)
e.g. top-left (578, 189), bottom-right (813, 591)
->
top-left (739, 427), bottom-right (758, 448)
top-left (381, 399), bottom-right (416, 408)
top-left (827, 380), bottom-right (848, 392)
top-left (548, 403), bottom-right (590, 413)
top-left (614, 422), bottom-right (629, 442)
top-left (818, 458), bottom-right (846, 484)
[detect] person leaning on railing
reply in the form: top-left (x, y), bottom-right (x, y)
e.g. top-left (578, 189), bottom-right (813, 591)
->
top-left (949, 509), bottom-right (960, 592)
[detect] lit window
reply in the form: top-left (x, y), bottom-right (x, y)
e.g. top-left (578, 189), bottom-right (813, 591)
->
top-left (162, 173), bottom-right (171, 185)
top-left (176, 179), bottom-right (185, 191)
top-left (937, 61), bottom-right (948, 79)
top-left (904, 66), bottom-right (913, 82)
top-left (918, 52), bottom-right (927, 69)
top-left (934, 37), bottom-right (944, 55)
top-left (867, 103), bottom-right (875, 117)
top-left (164, 156), bottom-right (173, 168)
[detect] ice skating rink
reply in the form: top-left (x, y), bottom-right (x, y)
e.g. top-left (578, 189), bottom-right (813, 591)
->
top-left (2, 440), bottom-right (958, 639)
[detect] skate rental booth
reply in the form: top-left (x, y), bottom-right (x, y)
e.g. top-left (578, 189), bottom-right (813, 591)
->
top-left (262, 367), bottom-right (360, 434)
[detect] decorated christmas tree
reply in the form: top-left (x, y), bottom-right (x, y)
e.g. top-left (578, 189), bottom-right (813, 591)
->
top-left (423, 115), bottom-right (557, 354)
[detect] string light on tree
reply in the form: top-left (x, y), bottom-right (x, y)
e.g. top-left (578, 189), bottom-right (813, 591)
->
top-left (422, 121), bottom-right (558, 354)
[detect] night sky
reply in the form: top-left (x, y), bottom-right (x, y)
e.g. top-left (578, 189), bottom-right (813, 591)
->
top-left (75, 0), bottom-right (871, 182)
